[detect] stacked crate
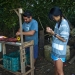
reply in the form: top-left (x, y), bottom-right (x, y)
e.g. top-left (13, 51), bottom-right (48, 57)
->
top-left (3, 51), bottom-right (20, 72)
top-left (3, 50), bottom-right (30, 72)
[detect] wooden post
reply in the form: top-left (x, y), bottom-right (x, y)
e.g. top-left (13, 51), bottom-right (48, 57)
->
top-left (39, 30), bottom-right (44, 57)
top-left (30, 45), bottom-right (34, 75)
top-left (2, 43), bottom-right (6, 55)
top-left (18, 8), bottom-right (23, 45)
top-left (18, 8), bottom-right (26, 74)
top-left (19, 46), bottom-right (26, 74)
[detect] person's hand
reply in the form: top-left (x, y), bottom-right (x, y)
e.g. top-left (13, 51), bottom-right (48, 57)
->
top-left (46, 27), bottom-right (51, 33)
top-left (16, 32), bottom-right (20, 36)
top-left (46, 27), bottom-right (55, 35)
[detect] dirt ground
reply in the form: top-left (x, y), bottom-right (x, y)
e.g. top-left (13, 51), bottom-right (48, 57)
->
top-left (0, 55), bottom-right (75, 75)
top-left (35, 56), bottom-right (75, 75)
top-left (0, 44), bottom-right (75, 75)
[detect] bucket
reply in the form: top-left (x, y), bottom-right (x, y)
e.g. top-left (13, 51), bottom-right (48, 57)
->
top-left (44, 45), bottom-right (70, 62)
top-left (66, 45), bottom-right (70, 61)
top-left (44, 45), bottom-right (52, 62)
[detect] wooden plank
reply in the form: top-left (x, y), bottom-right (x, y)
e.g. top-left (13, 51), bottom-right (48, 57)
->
top-left (23, 40), bottom-right (34, 48)
top-left (19, 46), bottom-right (26, 74)
top-left (30, 46), bottom-right (34, 75)
top-left (0, 40), bottom-right (34, 47)
top-left (18, 10), bottom-right (23, 46)
top-left (2, 43), bottom-right (6, 54)
top-left (25, 67), bottom-right (35, 75)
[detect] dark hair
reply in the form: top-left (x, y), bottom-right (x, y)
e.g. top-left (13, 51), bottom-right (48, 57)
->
top-left (23, 11), bottom-right (32, 18)
top-left (49, 7), bottom-right (63, 28)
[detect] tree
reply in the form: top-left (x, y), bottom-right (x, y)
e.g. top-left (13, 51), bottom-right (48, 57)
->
top-left (0, 0), bottom-right (75, 36)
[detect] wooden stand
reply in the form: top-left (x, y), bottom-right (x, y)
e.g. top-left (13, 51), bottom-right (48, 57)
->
top-left (0, 40), bottom-right (35, 75)
top-left (0, 8), bottom-right (35, 75)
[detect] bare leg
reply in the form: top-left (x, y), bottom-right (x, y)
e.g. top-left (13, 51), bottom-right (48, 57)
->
top-left (53, 61), bottom-right (59, 75)
top-left (55, 59), bottom-right (64, 75)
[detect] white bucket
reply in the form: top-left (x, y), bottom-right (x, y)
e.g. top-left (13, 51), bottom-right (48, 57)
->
top-left (44, 45), bottom-right (52, 62)
top-left (44, 45), bottom-right (70, 62)
top-left (66, 45), bottom-right (70, 61)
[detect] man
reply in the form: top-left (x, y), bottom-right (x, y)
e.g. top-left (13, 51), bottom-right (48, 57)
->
top-left (16, 11), bottom-right (38, 64)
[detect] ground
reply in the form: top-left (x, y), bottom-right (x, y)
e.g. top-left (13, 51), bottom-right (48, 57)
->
top-left (0, 44), bottom-right (75, 75)
top-left (35, 56), bottom-right (75, 75)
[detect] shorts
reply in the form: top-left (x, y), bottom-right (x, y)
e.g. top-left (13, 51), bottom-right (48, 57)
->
top-left (25, 45), bottom-right (38, 59)
top-left (51, 54), bottom-right (65, 62)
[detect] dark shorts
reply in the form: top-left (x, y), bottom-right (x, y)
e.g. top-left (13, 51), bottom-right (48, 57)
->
top-left (25, 45), bottom-right (38, 59)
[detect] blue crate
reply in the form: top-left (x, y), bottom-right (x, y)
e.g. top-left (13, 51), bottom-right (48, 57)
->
top-left (12, 65), bottom-right (20, 72)
top-left (11, 57), bottom-right (19, 65)
top-left (3, 51), bottom-right (20, 72)
top-left (3, 50), bottom-right (30, 72)
top-left (11, 57), bottom-right (20, 72)
top-left (3, 54), bottom-right (8, 69)
top-left (6, 56), bottom-right (12, 70)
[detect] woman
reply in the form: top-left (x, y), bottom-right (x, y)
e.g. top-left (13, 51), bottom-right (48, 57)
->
top-left (46, 7), bottom-right (70, 75)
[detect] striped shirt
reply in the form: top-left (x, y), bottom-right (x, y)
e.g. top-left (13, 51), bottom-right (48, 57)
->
top-left (52, 19), bottom-right (70, 58)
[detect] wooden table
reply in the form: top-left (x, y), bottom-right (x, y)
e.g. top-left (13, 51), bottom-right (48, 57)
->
top-left (0, 40), bottom-right (35, 75)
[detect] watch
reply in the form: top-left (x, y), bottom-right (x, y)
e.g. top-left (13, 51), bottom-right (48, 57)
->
top-left (54, 33), bottom-right (57, 37)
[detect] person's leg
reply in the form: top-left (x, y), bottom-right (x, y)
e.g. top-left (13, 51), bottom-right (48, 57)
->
top-left (53, 61), bottom-right (59, 75)
top-left (34, 45), bottom-right (38, 65)
top-left (51, 54), bottom-right (59, 75)
top-left (55, 59), bottom-right (64, 75)
top-left (25, 45), bottom-right (38, 65)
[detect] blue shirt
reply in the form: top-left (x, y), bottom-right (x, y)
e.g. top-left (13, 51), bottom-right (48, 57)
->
top-left (52, 19), bottom-right (70, 58)
top-left (22, 19), bottom-right (38, 45)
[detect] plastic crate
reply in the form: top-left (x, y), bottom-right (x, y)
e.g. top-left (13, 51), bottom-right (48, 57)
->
top-left (3, 50), bottom-right (30, 72)
top-left (3, 51), bottom-right (20, 72)
top-left (3, 54), bottom-right (8, 69)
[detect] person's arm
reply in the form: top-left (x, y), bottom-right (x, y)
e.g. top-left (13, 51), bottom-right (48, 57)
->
top-left (46, 27), bottom-right (66, 42)
top-left (54, 33), bottom-right (66, 42)
top-left (16, 30), bottom-right (35, 36)
top-left (23, 20), bottom-right (38, 36)
top-left (16, 20), bottom-right (38, 36)
top-left (22, 30), bottom-right (35, 36)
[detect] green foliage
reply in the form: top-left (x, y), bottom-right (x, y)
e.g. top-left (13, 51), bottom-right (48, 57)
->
top-left (0, 0), bottom-right (75, 36)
